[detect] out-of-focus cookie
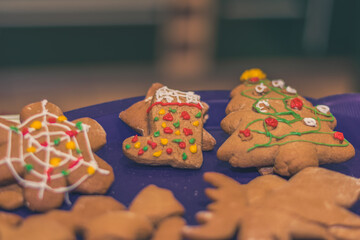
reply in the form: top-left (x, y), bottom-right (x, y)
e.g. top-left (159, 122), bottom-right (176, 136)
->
top-left (183, 167), bottom-right (360, 240)
top-left (0, 100), bottom-right (114, 211)
top-left (121, 84), bottom-right (216, 168)
top-left (217, 68), bottom-right (355, 176)
top-left (152, 216), bottom-right (186, 240)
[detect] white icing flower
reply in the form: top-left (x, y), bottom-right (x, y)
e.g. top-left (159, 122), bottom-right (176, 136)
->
top-left (155, 86), bottom-right (203, 107)
top-left (256, 100), bottom-right (270, 113)
top-left (255, 83), bottom-right (267, 94)
top-left (272, 79), bottom-right (285, 89)
top-left (286, 86), bottom-right (297, 94)
top-left (316, 105), bottom-right (330, 114)
top-left (303, 118), bottom-right (317, 127)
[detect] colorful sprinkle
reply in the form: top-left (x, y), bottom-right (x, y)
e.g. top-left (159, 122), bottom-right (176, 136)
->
top-left (189, 138), bottom-right (196, 144)
top-left (134, 142), bottom-right (141, 149)
top-left (50, 157), bottom-right (61, 167)
top-left (195, 112), bottom-right (202, 118)
top-left (10, 126), bottom-right (19, 133)
top-left (265, 117), bottom-right (278, 128)
top-left (192, 121), bottom-right (199, 127)
top-left (172, 139), bottom-right (182, 143)
top-left (154, 116), bottom-right (159, 122)
top-left (154, 131), bottom-right (160, 137)
top-left (173, 121), bottom-right (180, 128)
top-left (66, 141), bottom-right (76, 150)
top-left (159, 109), bottom-right (166, 115)
top-left (27, 146), bottom-right (37, 153)
top-left (40, 141), bottom-right (48, 147)
top-left (169, 108), bottom-right (177, 113)
top-left (58, 115), bottom-right (67, 122)
top-left (153, 150), bottom-right (162, 157)
top-left (181, 111), bottom-right (190, 120)
top-left (65, 130), bottom-right (78, 137)
top-left (138, 149), bottom-right (144, 156)
top-left (76, 148), bottom-right (82, 154)
top-left (161, 138), bottom-right (168, 146)
top-left (175, 130), bottom-right (181, 135)
top-left (190, 144), bottom-right (197, 153)
top-left (30, 120), bottom-right (42, 130)
top-left (161, 122), bottom-right (167, 128)
top-left (22, 127), bottom-right (29, 136)
top-left (179, 142), bottom-right (186, 149)
top-left (166, 148), bottom-right (173, 154)
top-left (125, 144), bottom-right (131, 150)
top-left (53, 138), bottom-right (61, 146)
top-left (334, 132), bottom-right (344, 142)
top-left (290, 98), bottom-right (303, 110)
top-left (163, 113), bottom-right (174, 121)
top-left (147, 140), bottom-right (158, 149)
top-left (87, 166), bottom-right (96, 175)
top-left (143, 146), bottom-right (149, 151)
top-left (61, 170), bottom-right (69, 176)
top-left (164, 127), bottom-right (173, 134)
top-left (48, 117), bottom-right (57, 123)
top-left (239, 129), bottom-right (251, 137)
top-left (183, 128), bottom-right (193, 136)
top-left (75, 121), bottom-right (83, 131)
top-left (25, 164), bottom-right (33, 172)
top-left (182, 152), bottom-right (187, 160)
top-left (131, 135), bottom-right (138, 143)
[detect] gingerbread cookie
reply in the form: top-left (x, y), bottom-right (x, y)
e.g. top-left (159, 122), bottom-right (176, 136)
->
top-left (0, 100), bottom-right (114, 211)
top-left (217, 68), bottom-right (355, 176)
top-left (0, 184), bottom-right (185, 240)
top-left (121, 84), bottom-right (216, 168)
top-left (183, 167), bottom-right (360, 240)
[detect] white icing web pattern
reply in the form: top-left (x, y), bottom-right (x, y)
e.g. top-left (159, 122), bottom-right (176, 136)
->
top-left (155, 86), bottom-right (203, 107)
top-left (0, 100), bottom-right (109, 201)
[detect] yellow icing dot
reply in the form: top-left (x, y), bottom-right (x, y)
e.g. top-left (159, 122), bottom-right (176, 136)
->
top-left (193, 121), bottom-right (199, 127)
top-left (161, 122), bottom-right (167, 128)
top-left (30, 121), bottom-right (42, 130)
top-left (175, 130), bottom-right (180, 136)
top-left (87, 166), bottom-right (96, 175)
top-left (153, 150), bottom-right (162, 157)
top-left (66, 141), bottom-right (76, 150)
top-left (134, 142), bottom-right (141, 149)
top-left (161, 138), bottom-right (168, 146)
top-left (159, 109), bottom-right (166, 115)
top-left (26, 146), bottom-right (37, 153)
top-left (190, 144), bottom-right (197, 153)
top-left (50, 157), bottom-right (61, 167)
top-left (57, 115), bottom-right (67, 122)
top-left (240, 68), bottom-right (266, 82)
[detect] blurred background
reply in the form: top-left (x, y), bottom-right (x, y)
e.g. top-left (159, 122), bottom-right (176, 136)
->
top-left (0, 0), bottom-right (359, 113)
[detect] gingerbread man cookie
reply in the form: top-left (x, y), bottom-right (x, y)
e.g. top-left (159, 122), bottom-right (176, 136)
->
top-left (121, 84), bottom-right (216, 168)
top-left (217, 68), bottom-right (355, 176)
top-left (184, 167), bottom-right (360, 240)
top-left (0, 100), bottom-right (114, 211)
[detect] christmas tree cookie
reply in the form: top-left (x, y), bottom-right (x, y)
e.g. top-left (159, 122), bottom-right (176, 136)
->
top-left (0, 100), bottom-right (114, 211)
top-left (122, 85), bottom-right (215, 168)
top-left (217, 68), bottom-right (355, 176)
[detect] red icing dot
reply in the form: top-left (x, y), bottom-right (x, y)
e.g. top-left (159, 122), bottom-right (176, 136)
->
top-left (290, 98), bottom-right (303, 110)
top-left (181, 111), bottom-right (190, 120)
top-left (164, 127), bottom-right (173, 134)
top-left (265, 117), bottom-right (278, 128)
top-left (131, 135), bottom-right (138, 143)
top-left (147, 140), bottom-right (157, 149)
top-left (249, 77), bottom-right (259, 83)
top-left (40, 141), bottom-right (48, 147)
top-left (65, 130), bottom-right (78, 137)
top-left (48, 117), bottom-right (57, 123)
top-left (22, 127), bottom-right (29, 136)
top-left (239, 129), bottom-right (251, 137)
top-left (138, 149), bottom-right (144, 156)
top-left (46, 167), bottom-right (54, 182)
top-left (334, 132), bottom-right (344, 141)
top-left (163, 113), bottom-right (174, 121)
top-left (166, 148), bottom-right (173, 154)
top-left (179, 142), bottom-right (186, 149)
top-left (183, 128), bottom-right (193, 136)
